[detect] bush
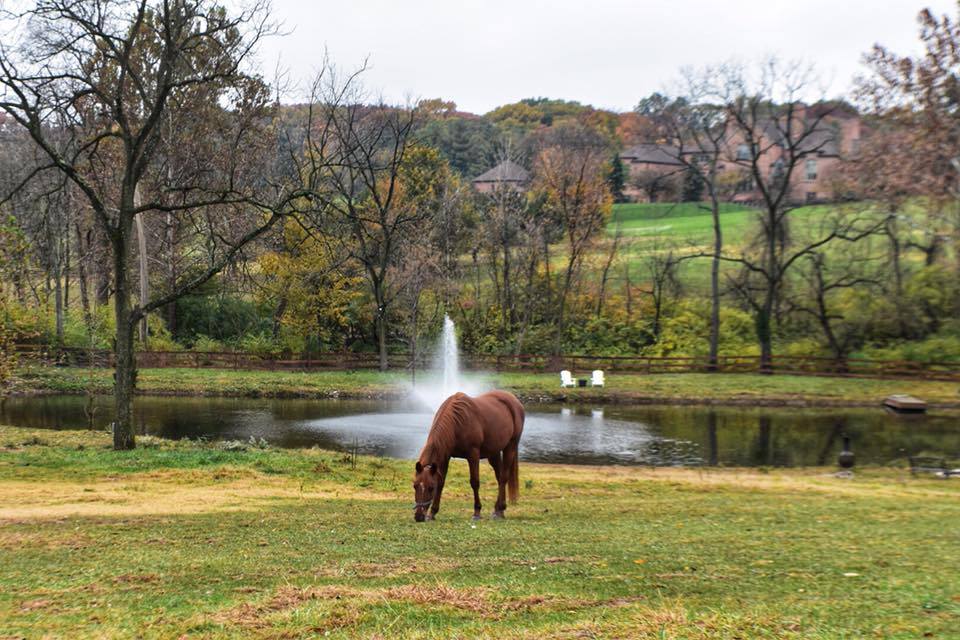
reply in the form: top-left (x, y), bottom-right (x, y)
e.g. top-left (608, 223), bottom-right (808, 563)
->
top-left (191, 335), bottom-right (226, 353)
top-left (236, 333), bottom-right (283, 358)
top-left (174, 294), bottom-right (269, 344)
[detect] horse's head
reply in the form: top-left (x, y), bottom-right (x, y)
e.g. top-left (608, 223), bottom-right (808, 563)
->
top-left (413, 461), bottom-right (439, 522)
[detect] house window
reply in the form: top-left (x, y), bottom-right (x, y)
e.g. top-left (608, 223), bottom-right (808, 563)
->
top-left (805, 159), bottom-right (818, 180)
top-left (805, 191), bottom-right (817, 204)
top-left (736, 144), bottom-right (751, 161)
top-left (771, 158), bottom-right (785, 180)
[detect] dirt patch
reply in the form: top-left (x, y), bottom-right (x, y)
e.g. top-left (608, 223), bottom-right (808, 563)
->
top-left (19, 598), bottom-right (53, 612)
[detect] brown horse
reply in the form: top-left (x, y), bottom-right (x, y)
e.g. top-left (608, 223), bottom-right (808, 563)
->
top-left (413, 391), bottom-right (524, 522)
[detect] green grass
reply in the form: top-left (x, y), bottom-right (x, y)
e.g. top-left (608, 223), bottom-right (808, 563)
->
top-left (1, 425), bottom-right (957, 638)
top-left (15, 365), bottom-right (960, 407)
top-left (610, 202), bottom-right (756, 243)
top-left (604, 202), bottom-right (886, 291)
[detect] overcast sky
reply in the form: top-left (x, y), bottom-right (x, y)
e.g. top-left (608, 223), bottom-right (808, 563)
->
top-left (258, 0), bottom-right (955, 114)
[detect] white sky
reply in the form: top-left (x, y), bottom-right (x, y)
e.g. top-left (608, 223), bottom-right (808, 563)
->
top-left (258, 0), bottom-right (955, 114)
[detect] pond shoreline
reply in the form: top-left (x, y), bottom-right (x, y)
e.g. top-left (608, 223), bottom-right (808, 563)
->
top-left (12, 386), bottom-right (960, 411)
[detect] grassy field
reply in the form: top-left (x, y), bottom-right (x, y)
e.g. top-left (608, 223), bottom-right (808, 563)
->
top-left (1, 425), bottom-right (957, 638)
top-left (604, 202), bottom-right (887, 291)
top-left (609, 202), bottom-right (756, 244)
top-left (14, 365), bottom-right (960, 407)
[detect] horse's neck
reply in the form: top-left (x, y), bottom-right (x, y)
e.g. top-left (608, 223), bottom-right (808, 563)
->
top-left (421, 425), bottom-right (454, 464)
top-left (421, 440), bottom-right (449, 465)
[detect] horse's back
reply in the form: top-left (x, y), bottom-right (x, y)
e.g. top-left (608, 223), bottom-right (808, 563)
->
top-left (474, 390), bottom-right (524, 443)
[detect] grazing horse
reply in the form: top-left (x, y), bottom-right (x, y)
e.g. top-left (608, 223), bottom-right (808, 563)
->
top-left (413, 391), bottom-right (524, 522)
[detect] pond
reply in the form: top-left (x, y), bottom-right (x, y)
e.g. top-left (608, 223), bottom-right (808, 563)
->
top-left (2, 395), bottom-right (958, 467)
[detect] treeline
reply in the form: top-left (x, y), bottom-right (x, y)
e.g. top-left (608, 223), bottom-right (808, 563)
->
top-left (1, 1), bottom-right (959, 448)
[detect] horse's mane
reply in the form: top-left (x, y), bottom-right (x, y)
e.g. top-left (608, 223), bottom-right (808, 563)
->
top-left (422, 393), bottom-right (471, 461)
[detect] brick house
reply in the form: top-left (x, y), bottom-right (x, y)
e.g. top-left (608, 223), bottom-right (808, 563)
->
top-left (620, 104), bottom-right (863, 204)
top-left (619, 143), bottom-right (690, 201)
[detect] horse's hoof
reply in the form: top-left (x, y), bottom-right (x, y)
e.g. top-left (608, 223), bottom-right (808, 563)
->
top-left (472, 514), bottom-right (482, 521)
top-left (492, 511), bottom-right (505, 520)
top-left (426, 513), bottom-right (435, 521)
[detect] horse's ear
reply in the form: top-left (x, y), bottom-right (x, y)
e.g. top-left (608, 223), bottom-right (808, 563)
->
top-left (415, 461), bottom-right (423, 473)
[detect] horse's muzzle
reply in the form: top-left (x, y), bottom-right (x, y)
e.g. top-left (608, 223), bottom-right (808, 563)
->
top-left (414, 511), bottom-right (426, 523)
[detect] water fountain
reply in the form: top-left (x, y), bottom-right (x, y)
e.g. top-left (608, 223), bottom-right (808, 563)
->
top-left (412, 314), bottom-right (482, 411)
top-left (439, 315), bottom-right (460, 400)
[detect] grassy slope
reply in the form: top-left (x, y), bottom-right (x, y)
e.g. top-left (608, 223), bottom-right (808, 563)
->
top-left (16, 365), bottom-right (960, 407)
top-left (1, 426), bottom-right (957, 639)
top-left (605, 202), bottom-right (849, 291)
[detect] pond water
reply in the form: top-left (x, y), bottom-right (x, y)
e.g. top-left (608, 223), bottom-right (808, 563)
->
top-left (2, 395), bottom-right (958, 467)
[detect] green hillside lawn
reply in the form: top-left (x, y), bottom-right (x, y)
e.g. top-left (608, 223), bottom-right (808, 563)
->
top-left (603, 202), bottom-right (892, 292)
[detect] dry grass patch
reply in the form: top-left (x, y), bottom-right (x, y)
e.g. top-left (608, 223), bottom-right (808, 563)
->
top-left (213, 582), bottom-right (614, 634)
top-left (0, 470), bottom-right (394, 522)
top-left (312, 558), bottom-right (464, 579)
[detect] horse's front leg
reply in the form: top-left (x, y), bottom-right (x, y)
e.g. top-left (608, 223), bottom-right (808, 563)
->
top-left (468, 450), bottom-right (482, 520)
top-left (428, 458), bottom-right (449, 521)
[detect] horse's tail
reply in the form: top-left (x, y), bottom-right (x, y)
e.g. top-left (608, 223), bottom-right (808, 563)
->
top-left (508, 443), bottom-right (520, 505)
top-left (507, 396), bottom-right (524, 505)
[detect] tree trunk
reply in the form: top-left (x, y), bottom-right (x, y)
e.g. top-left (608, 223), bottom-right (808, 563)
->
top-left (756, 303), bottom-right (773, 374)
top-left (75, 225), bottom-right (91, 325)
top-left (165, 211), bottom-right (177, 335)
top-left (54, 268), bottom-right (64, 346)
top-left (373, 277), bottom-right (388, 371)
top-left (134, 186), bottom-right (148, 346)
top-left (708, 196), bottom-right (722, 370)
top-left (112, 223), bottom-right (136, 451)
top-left (376, 309), bottom-right (388, 371)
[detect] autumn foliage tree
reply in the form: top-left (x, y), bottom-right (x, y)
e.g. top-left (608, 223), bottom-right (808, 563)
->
top-left (532, 123), bottom-right (613, 353)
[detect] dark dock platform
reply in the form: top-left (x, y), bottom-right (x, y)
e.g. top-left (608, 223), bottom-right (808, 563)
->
top-left (883, 394), bottom-right (928, 413)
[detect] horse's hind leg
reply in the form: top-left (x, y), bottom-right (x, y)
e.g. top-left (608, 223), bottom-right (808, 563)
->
top-left (468, 450), bottom-right (482, 520)
top-left (489, 453), bottom-right (506, 518)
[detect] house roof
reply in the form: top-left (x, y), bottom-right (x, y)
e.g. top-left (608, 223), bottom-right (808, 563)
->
top-left (620, 143), bottom-right (684, 166)
top-left (472, 160), bottom-right (530, 183)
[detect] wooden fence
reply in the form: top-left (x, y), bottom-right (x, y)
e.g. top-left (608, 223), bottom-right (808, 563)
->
top-left (13, 344), bottom-right (960, 381)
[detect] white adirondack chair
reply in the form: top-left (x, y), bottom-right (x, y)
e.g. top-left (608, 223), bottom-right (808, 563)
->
top-left (560, 370), bottom-right (576, 388)
top-left (591, 370), bottom-right (605, 387)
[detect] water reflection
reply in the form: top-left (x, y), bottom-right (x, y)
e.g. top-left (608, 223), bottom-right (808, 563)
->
top-left (1, 395), bottom-right (957, 467)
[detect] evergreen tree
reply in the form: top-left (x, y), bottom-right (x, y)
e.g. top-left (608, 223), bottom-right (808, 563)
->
top-left (681, 168), bottom-right (704, 202)
top-left (608, 154), bottom-right (627, 203)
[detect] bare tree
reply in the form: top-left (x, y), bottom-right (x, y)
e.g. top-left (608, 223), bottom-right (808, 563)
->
top-left (476, 144), bottom-right (530, 339)
top-left (300, 68), bottom-right (433, 370)
top-left (791, 249), bottom-right (881, 364)
top-left (652, 65), bottom-right (738, 369)
top-left (712, 60), bottom-right (881, 371)
top-left (641, 240), bottom-right (683, 341)
top-left (532, 123), bottom-right (613, 354)
top-left (0, 0), bottom-right (299, 449)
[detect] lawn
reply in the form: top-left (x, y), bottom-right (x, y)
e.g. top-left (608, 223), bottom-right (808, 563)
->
top-left (1, 425), bottom-right (957, 638)
top-left (609, 202), bottom-right (757, 245)
top-left (604, 202), bottom-right (890, 291)
top-left (15, 365), bottom-right (960, 407)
